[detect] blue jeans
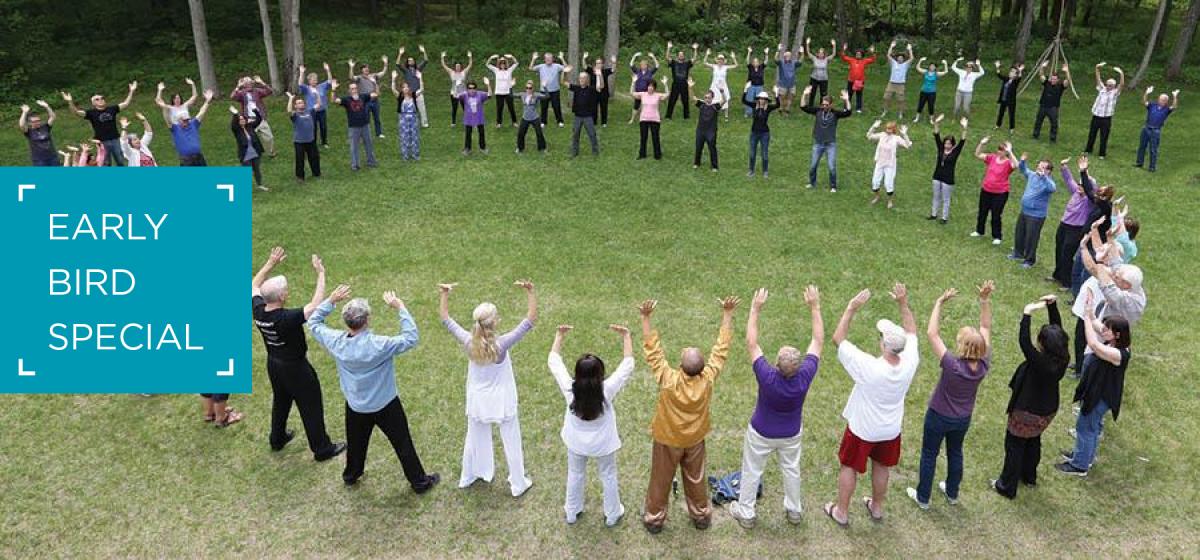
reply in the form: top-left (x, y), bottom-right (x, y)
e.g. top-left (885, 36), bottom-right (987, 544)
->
top-left (347, 126), bottom-right (377, 169)
top-left (1070, 250), bottom-right (1089, 297)
top-left (809, 142), bottom-right (838, 187)
top-left (1136, 126), bottom-right (1161, 170)
top-left (744, 86), bottom-right (763, 116)
top-left (366, 98), bottom-right (383, 136)
top-left (916, 408), bottom-right (972, 503)
top-left (1070, 399), bottom-right (1110, 471)
top-left (749, 131), bottom-right (770, 173)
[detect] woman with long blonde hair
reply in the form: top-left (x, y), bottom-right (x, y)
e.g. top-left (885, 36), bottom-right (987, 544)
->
top-left (439, 280), bottom-right (538, 497)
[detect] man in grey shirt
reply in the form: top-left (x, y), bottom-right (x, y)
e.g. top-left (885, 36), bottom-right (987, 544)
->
top-left (349, 56), bottom-right (389, 138)
top-left (530, 51), bottom-right (566, 127)
top-left (396, 45), bottom-right (430, 127)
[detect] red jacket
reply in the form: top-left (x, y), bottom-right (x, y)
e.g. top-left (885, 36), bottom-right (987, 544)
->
top-left (841, 53), bottom-right (876, 82)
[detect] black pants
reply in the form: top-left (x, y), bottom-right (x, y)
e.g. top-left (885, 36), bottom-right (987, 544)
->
top-left (1053, 223), bottom-right (1086, 287)
top-left (1012, 213), bottom-right (1045, 264)
top-left (343, 397), bottom-right (433, 490)
top-left (846, 81), bottom-right (864, 111)
top-left (996, 429), bottom-right (1042, 498)
top-left (1033, 105), bottom-right (1059, 141)
top-left (976, 190), bottom-right (1009, 240)
top-left (449, 95), bottom-right (464, 125)
top-left (463, 125), bottom-right (486, 150)
top-left (516, 118), bottom-right (546, 152)
top-left (495, 94), bottom-right (517, 125)
top-left (996, 101), bottom-right (1016, 130)
top-left (267, 356), bottom-right (335, 456)
top-left (541, 90), bottom-right (564, 125)
top-left (293, 142), bottom-right (321, 179)
top-left (1073, 318), bottom-right (1087, 372)
top-left (367, 98), bottom-right (383, 136)
top-left (665, 81), bottom-right (690, 119)
top-left (1085, 115), bottom-right (1112, 157)
top-left (694, 129), bottom-right (718, 169)
top-left (807, 78), bottom-right (828, 108)
top-left (179, 153), bottom-right (207, 166)
top-left (314, 109), bottom-right (328, 145)
top-left (598, 94), bottom-right (610, 125)
top-left (638, 121), bottom-right (662, 159)
top-left (916, 91), bottom-right (937, 116)
top-left (243, 157), bottom-right (262, 186)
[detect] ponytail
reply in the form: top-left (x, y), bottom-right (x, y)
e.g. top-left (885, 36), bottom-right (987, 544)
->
top-left (468, 302), bottom-right (500, 364)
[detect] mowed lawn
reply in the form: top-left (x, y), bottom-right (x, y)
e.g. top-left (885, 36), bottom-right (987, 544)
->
top-left (1, 46), bottom-right (1199, 557)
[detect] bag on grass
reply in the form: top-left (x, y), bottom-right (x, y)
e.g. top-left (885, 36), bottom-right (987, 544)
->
top-left (708, 471), bottom-right (762, 505)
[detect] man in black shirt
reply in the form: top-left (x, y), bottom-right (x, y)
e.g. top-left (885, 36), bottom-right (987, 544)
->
top-left (993, 62), bottom-right (1024, 134)
top-left (1032, 62), bottom-right (1071, 143)
top-left (252, 247), bottom-right (346, 461)
top-left (62, 82), bottom-right (137, 166)
top-left (689, 78), bottom-right (722, 170)
top-left (664, 41), bottom-right (698, 120)
top-left (800, 86), bottom-right (853, 191)
top-left (565, 68), bottom-right (601, 157)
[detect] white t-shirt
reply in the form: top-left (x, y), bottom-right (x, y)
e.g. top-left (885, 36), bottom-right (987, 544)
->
top-left (549, 352), bottom-right (635, 457)
top-left (954, 67), bottom-right (986, 93)
top-left (489, 65), bottom-right (516, 95)
top-left (838, 335), bottom-right (919, 442)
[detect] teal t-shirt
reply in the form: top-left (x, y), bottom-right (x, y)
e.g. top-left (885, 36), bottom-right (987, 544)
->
top-left (921, 71), bottom-right (939, 93)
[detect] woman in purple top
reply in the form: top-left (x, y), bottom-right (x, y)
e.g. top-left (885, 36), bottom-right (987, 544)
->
top-left (906, 281), bottom-right (994, 509)
top-left (458, 79), bottom-right (492, 155)
top-left (1050, 156), bottom-right (1095, 289)
top-left (728, 286), bottom-right (823, 528)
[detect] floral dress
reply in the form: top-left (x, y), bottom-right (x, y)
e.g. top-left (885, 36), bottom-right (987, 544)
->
top-left (399, 97), bottom-right (420, 160)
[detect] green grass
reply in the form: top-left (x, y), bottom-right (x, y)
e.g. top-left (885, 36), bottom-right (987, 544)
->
top-left (2, 44), bottom-right (1199, 558)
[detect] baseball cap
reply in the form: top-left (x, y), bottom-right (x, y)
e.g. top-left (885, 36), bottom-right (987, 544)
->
top-left (756, 91), bottom-right (769, 99)
top-left (877, 319), bottom-right (907, 354)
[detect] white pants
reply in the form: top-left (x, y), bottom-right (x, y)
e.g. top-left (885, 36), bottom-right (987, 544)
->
top-left (729, 425), bottom-right (803, 520)
top-left (459, 416), bottom-right (531, 496)
top-left (872, 164), bottom-right (897, 194)
top-left (415, 92), bottom-right (429, 126)
top-left (564, 450), bottom-right (624, 526)
top-left (955, 90), bottom-right (973, 115)
top-left (711, 81), bottom-right (731, 111)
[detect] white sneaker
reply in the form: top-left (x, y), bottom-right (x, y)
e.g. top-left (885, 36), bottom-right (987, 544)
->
top-left (727, 504), bottom-right (756, 529)
top-left (378, 134), bottom-right (386, 139)
top-left (605, 504), bottom-right (625, 528)
top-left (786, 510), bottom-right (803, 525)
top-left (905, 487), bottom-right (930, 510)
top-left (805, 183), bottom-right (814, 189)
top-left (992, 238), bottom-right (1003, 245)
top-left (970, 231), bottom-right (982, 237)
top-left (938, 481), bottom-right (959, 505)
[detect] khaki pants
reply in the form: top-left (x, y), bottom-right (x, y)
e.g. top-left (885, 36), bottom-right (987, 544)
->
top-left (256, 120), bottom-right (276, 155)
top-left (643, 440), bottom-right (710, 529)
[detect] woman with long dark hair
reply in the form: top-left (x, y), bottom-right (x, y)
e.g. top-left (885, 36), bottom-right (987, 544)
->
top-left (548, 323), bottom-right (635, 527)
top-left (991, 294), bottom-right (1070, 498)
top-left (230, 107), bottom-right (267, 191)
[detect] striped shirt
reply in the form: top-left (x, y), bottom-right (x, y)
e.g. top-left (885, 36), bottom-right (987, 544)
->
top-left (1091, 86), bottom-right (1120, 117)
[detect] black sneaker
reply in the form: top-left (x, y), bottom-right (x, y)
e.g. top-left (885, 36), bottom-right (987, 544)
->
top-left (1055, 462), bottom-right (1088, 477)
top-left (940, 219), bottom-right (948, 225)
top-left (315, 442), bottom-right (347, 462)
top-left (413, 473), bottom-right (441, 494)
top-left (270, 430), bottom-right (295, 451)
top-left (926, 215), bottom-right (937, 220)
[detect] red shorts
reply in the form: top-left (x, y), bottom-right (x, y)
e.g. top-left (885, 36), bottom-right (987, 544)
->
top-left (838, 426), bottom-right (901, 474)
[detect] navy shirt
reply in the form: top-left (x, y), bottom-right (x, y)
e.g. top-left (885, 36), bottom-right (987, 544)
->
top-left (1145, 104), bottom-right (1173, 128)
top-left (291, 110), bottom-right (316, 143)
top-left (339, 94), bottom-right (371, 128)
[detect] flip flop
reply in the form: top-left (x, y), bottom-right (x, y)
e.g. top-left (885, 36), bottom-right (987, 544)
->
top-left (823, 502), bottom-right (848, 527)
top-left (862, 496), bottom-right (884, 522)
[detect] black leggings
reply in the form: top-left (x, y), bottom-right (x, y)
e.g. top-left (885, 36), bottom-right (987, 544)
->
top-left (976, 190), bottom-right (1009, 240)
top-left (996, 429), bottom-right (1043, 498)
top-left (540, 90), bottom-right (563, 124)
top-left (516, 119), bottom-right (546, 151)
top-left (917, 91), bottom-right (937, 116)
top-left (464, 124), bottom-right (486, 150)
top-left (293, 141), bottom-right (321, 179)
top-left (638, 121), bottom-right (662, 159)
top-left (243, 157), bottom-right (262, 186)
top-left (846, 81), bottom-right (864, 111)
top-left (495, 94), bottom-right (517, 125)
top-left (314, 110), bottom-right (328, 145)
top-left (450, 95), bottom-right (464, 125)
top-left (996, 102), bottom-right (1017, 130)
top-left (807, 78), bottom-right (829, 107)
top-left (666, 82), bottom-right (690, 119)
top-left (599, 94), bottom-right (610, 125)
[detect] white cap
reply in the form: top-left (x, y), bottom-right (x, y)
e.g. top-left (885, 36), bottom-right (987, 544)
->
top-left (876, 319), bottom-right (907, 354)
top-left (756, 91), bottom-right (769, 100)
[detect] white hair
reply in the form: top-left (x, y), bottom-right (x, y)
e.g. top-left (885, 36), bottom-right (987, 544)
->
top-left (260, 275), bottom-right (288, 304)
top-left (343, 298), bottom-right (372, 330)
top-left (1116, 265), bottom-right (1144, 292)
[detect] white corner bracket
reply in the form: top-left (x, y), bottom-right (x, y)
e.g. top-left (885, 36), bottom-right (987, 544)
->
top-left (18, 358), bottom-right (35, 377)
top-left (17, 183), bottom-right (35, 202)
top-left (216, 184), bottom-right (235, 202)
top-left (217, 359), bottom-right (235, 377)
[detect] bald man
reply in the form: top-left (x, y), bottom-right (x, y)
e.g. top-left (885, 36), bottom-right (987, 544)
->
top-left (639, 295), bottom-right (739, 534)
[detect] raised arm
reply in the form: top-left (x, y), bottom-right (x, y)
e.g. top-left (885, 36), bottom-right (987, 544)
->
top-left (832, 289), bottom-right (870, 346)
top-left (926, 288), bottom-right (956, 360)
top-left (60, 91), bottom-right (85, 117)
top-left (1081, 292), bottom-right (1123, 365)
top-left (118, 81), bottom-right (137, 110)
top-left (17, 104), bottom-right (29, 131)
top-left (1115, 65), bottom-right (1125, 89)
top-left (194, 90), bottom-right (214, 121)
top-left (977, 279), bottom-right (994, 347)
top-left (306, 284), bottom-right (351, 348)
top-left (974, 136), bottom-right (991, 161)
top-left (251, 247), bottom-right (285, 291)
top-left (154, 82), bottom-right (168, 109)
top-left (374, 56), bottom-right (390, 79)
top-left (804, 285), bottom-right (824, 358)
top-left (381, 292), bottom-right (420, 356)
top-left (184, 78), bottom-right (198, 106)
top-left (1094, 62), bottom-right (1105, 88)
top-left (891, 283), bottom-right (917, 335)
top-left (515, 280), bottom-right (538, 324)
top-left (1172, 88), bottom-right (1180, 109)
top-left (746, 288), bottom-right (767, 362)
top-left (440, 52), bottom-right (451, 72)
top-left (304, 254), bottom-right (327, 319)
top-left (704, 296), bottom-right (739, 379)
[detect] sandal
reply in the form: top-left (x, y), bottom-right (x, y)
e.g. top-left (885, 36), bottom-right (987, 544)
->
top-left (823, 502), bottom-right (848, 527)
top-left (215, 408), bottom-right (244, 428)
top-left (862, 496), bottom-right (884, 522)
top-left (203, 414), bottom-right (215, 423)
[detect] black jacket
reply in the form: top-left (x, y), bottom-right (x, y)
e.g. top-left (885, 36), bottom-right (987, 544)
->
top-left (1006, 302), bottom-right (1069, 416)
top-left (231, 109), bottom-right (264, 161)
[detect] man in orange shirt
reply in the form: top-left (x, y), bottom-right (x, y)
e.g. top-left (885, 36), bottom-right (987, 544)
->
top-left (841, 43), bottom-right (877, 114)
top-left (639, 295), bottom-right (739, 533)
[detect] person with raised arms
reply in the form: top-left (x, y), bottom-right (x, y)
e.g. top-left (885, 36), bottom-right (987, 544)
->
top-left (515, 79), bottom-right (548, 154)
top-left (396, 45), bottom-right (431, 128)
top-left (993, 61), bottom-right (1025, 135)
top-left (154, 78), bottom-right (197, 126)
top-left (585, 54), bottom-right (617, 126)
top-left (880, 41), bottom-right (914, 120)
top-left (164, 89), bottom-right (213, 166)
top-left (950, 58), bottom-right (986, 117)
top-left (631, 76), bottom-right (667, 160)
top-left (229, 75), bottom-right (276, 158)
top-left (330, 78), bottom-right (379, 171)
top-left (118, 112), bottom-right (157, 167)
top-left (1134, 86), bottom-right (1180, 172)
top-left (441, 50), bottom-right (473, 127)
top-left (639, 295), bottom-right (739, 533)
top-left (913, 58), bottom-right (948, 124)
top-left (530, 51), bottom-right (566, 127)
top-left (389, 71), bottom-right (423, 161)
top-left (1084, 62), bottom-right (1124, 159)
top-left (823, 283), bottom-right (919, 527)
top-left (664, 41), bottom-right (698, 119)
top-left (928, 115), bottom-right (969, 223)
top-left (728, 286), bottom-right (823, 529)
top-left (803, 38), bottom-right (838, 109)
top-left (743, 85), bottom-right (781, 178)
top-left (548, 323), bottom-right (636, 527)
top-left (229, 105), bottom-right (268, 192)
top-left (439, 281), bottom-right (537, 498)
top-left (458, 78), bottom-right (492, 155)
top-left (690, 78), bottom-right (724, 171)
top-left (1007, 153), bottom-right (1058, 269)
top-left (566, 68), bottom-right (602, 157)
top-left (840, 43), bottom-right (876, 113)
top-left (486, 54), bottom-right (519, 127)
top-left (743, 46), bottom-right (770, 117)
top-left (800, 86), bottom-right (853, 192)
top-left (250, 247), bottom-right (345, 462)
top-left (702, 49), bottom-right (738, 120)
top-left (627, 50), bottom-right (660, 124)
top-left (284, 91), bottom-right (321, 181)
top-left (349, 56), bottom-right (389, 138)
top-left (866, 120), bottom-right (913, 208)
top-left (971, 137), bottom-right (1018, 245)
top-left (1048, 156), bottom-right (1095, 290)
top-left (61, 81), bottom-right (137, 166)
top-left (774, 44), bottom-right (801, 115)
top-left (297, 63), bottom-right (334, 148)
top-left (18, 100), bottom-right (58, 166)
top-left (307, 284), bottom-right (441, 493)
top-left (1031, 62), bottom-right (1071, 143)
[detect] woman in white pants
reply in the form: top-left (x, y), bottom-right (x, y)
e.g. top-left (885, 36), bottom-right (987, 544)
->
top-left (867, 120), bottom-right (913, 208)
top-left (548, 323), bottom-right (636, 527)
top-left (439, 280), bottom-right (537, 497)
top-left (951, 58), bottom-right (986, 117)
top-left (703, 49), bottom-right (738, 120)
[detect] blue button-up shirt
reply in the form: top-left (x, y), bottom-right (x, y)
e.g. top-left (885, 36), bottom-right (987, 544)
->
top-left (1019, 160), bottom-right (1058, 219)
top-left (307, 300), bottom-right (419, 413)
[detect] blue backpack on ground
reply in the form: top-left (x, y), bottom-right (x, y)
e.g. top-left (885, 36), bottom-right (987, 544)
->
top-left (708, 471), bottom-right (762, 505)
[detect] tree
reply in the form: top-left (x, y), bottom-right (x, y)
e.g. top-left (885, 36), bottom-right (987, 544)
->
top-left (790, 0), bottom-right (811, 53)
top-left (187, 0), bottom-right (219, 95)
top-left (967, 0), bottom-right (984, 57)
top-left (926, 0), bottom-right (936, 39)
top-left (1014, 0), bottom-right (1036, 62)
top-left (1130, 0), bottom-right (1170, 88)
top-left (708, 0), bottom-right (720, 21)
top-left (567, 0), bottom-right (580, 67)
top-left (835, 0), bottom-right (848, 46)
top-left (257, 0), bottom-right (282, 92)
top-left (604, 0), bottom-right (621, 64)
top-left (1166, 0), bottom-right (1200, 80)
top-left (780, 0), bottom-right (794, 49)
top-left (279, 0), bottom-right (304, 92)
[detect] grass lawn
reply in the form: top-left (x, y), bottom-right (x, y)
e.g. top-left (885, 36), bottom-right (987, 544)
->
top-left (2, 40), bottom-right (1199, 557)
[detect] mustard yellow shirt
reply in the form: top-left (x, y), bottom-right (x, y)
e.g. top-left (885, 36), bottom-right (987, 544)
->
top-left (644, 327), bottom-right (732, 448)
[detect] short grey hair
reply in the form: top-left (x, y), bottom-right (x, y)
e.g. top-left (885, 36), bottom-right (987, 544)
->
top-left (260, 275), bottom-right (288, 304)
top-left (343, 298), bottom-right (371, 330)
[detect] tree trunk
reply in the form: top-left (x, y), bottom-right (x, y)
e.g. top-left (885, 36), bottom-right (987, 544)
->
top-left (1081, 0), bottom-right (1095, 25)
top-left (417, 0), bottom-right (426, 32)
top-left (925, 0), bottom-right (935, 38)
top-left (1130, 0), bottom-right (1171, 88)
top-left (1166, 0), bottom-right (1200, 80)
top-left (257, 0), bottom-right (282, 92)
top-left (708, 0), bottom-right (720, 21)
top-left (1014, 0), bottom-right (1036, 62)
top-left (604, 0), bottom-right (621, 63)
top-left (1039, 0), bottom-right (1048, 21)
top-left (968, 0), bottom-right (984, 57)
top-left (187, 0), bottom-right (219, 95)
top-left (791, 0), bottom-right (811, 53)
top-left (780, 0), bottom-right (794, 49)
top-left (279, 0), bottom-right (303, 93)
top-left (835, 0), bottom-right (847, 46)
top-left (567, 0), bottom-right (580, 67)
top-left (1155, 0), bottom-right (1173, 49)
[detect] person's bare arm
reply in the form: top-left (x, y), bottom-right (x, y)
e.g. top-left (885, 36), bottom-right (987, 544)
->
top-left (155, 82), bottom-right (168, 109)
top-left (1094, 62), bottom-right (1105, 88)
top-left (252, 246), bottom-right (285, 291)
top-left (436, 282), bottom-right (457, 322)
top-left (927, 288), bottom-right (954, 359)
top-left (977, 280), bottom-right (994, 347)
top-left (975, 136), bottom-right (991, 161)
top-left (194, 90), bottom-right (214, 121)
top-left (891, 283), bottom-right (917, 334)
top-left (61, 92), bottom-right (85, 117)
top-left (117, 81), bottom-right (137, 110)
top-left (804, 285), bottom-right (824, 357)
top-left (17, 104), bottom-right (28, 132)
top-left (1115, 65), bottom-right (1125, 89)
top-left (550, 324), bottom-right (572, 355)
top-left (746, 288), bottom-right (767, 362)
top-left (832, 289), bottom-right (870, 346)
top-left (1172, 88), bottom-right (1180, 109)
top-left (1082, 292), bottom-right (1123, 365)
top-left (185, 78), bottom-right (198, 106)
top-left (304, 254), bottom-right (327, 319)
top-left (374, 56), bottom-right (389, 79)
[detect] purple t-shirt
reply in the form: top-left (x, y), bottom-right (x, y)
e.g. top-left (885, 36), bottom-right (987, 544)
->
top-left (749, 354), bottom-right (819, 439)
top-left (459, 90), bottom-right (489, 127)
top-left (927, 352), bottom-right (990, 419)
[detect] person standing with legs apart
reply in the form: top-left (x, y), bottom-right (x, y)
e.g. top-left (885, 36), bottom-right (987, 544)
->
top-left (230, 107), bottom-right (268, 192)
top-left (486, 54), bottom-right (519, 128)
top-left (1048, 157), bottom-right (1095, 290)
top-left (285, 92), bottom-right (320, 181)
top-left (154, 78), bottom-right (198, 126)
top-left (548, 324), bottom-right (636, 527)
top-left (297, 64), bottom-right (334, 148)
top-left (628, 51), bottom-right (660, 124)
top-left (639, 296), bottom-right (739, 534)
top-left (230, 76), bottom-right (276, 158)
top-left (690, 79), bottom-right (723, 171)
top-left (441, 51), bottom-right (474, 127)
top-left (349, 57), bottom-right (389, 139)
top-left (396, 45), bottom-right (431, 128)
top-left (164, 90), bottom-right (213, 166)
top-left (993, 62), bottom-right (1024, 135)
top-left (1084, 62), bottom-right (1124, 159)
top-left (586, 55), bottom-right (616, 126)
top-left (929, 115), bottom-right (968, 223)
top-left (743, 86), bottom-right (780, 178)
top-left (530, 51), bottom-right (566, 127)
top-left (631, 77), bottom-right (667, 160)
top-left (664, 41), bottom-right (698, 119)
top-left (1008, 155), bottom-right (1058, 269)
top-left (728, 287), bottom-right (823, 529)
top-left (567, 69), bottom-right (602, 157)
top-left (251, 247), bottom-right (345, 462)
top-left (331, 79), bottom-right (379, 171)
top-left (841, 44), bottom-right (876, 113)
top-left (804, 38), bottom-right (838, 109)
top-left (972, 137), bottom-right (1017, 245)
top-left (440, 281), bottom-right (537, 498)
top-left (801, 87), bottom-right (853, 192)
top-left (308, 284), bottom-right (441, 493)
top-left (991, 295), bottom-right (1069, 499)
top-left (1031, 62), bottom-right (1070, 143)
top-left (906, 282), bottom-right (994, 510)
top-left (459, 79), bottom-right (491, 155)
top-left (866, 120), bottom-right (913, 208)
top-left (914, 58), bottom-right (948, 124)
top-left (823, 284), bottom-right (919, 527)
top-left (743, 47), bottom-right (770, 117)
top-left (702, 50), bottom-right (738, 121)
top-left (1134, 86), bottom-right (1179, 172)
top-left (18, 100), bottom-right (58, 166)
top-left (774, 45), bottom-right (801, 115)
top-left (516, 81), bottom-right (548, 153)
top-left (390, 72), bottom-right (423, 161)
top-left (61, 81), bottom-right (137, 166)
top-left (118, 113), bottom-right (157, 167)
top-left (881, 41), bottom-right (914, 121)
top-left (950, 58), bottom-right (986, 118)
